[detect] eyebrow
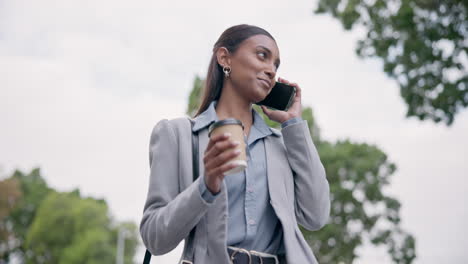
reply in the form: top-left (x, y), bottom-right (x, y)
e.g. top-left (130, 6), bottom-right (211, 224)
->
top-left (256, 45), bottom-right (281, 68)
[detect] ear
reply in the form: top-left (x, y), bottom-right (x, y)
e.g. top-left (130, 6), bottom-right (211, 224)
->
top-left (216, 47), bottom-right (232, 68)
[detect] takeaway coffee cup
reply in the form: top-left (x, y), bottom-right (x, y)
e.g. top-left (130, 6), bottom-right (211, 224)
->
top-left (208, 118), bottom-right (247, 175)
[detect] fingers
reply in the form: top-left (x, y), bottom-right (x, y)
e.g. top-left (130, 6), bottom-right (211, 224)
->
top-left (205, 148), bottom-right (241, 174)
top-left (294, 84), bottom-right (301, 100)
top-left (278, 77), bottom-right (298, 88)
top-left (206, 160), bottom-right (239, 179)
top-left (204, 132), bottom-right (242, 177)
top-left (278, 77), bottom-right (288, 84)
top-left (261, 105), bottom-right (273, 115)
top-left (278, 77), bottom-right (301, 99)
top-left (204, 138), bottom-right (242, 180)
top-left (205, 132), bottom-right (231, 154)
top-left (205, 136), bottom-right (240, 161)
top-left (278, 77), bottom-right (294, 86)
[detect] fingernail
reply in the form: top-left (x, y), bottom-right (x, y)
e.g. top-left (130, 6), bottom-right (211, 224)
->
top-left (232, 140), bottom-right (240, 145)
top-left (224, 132), bottom-right (231, 137)
top-left (234, 149), bottom-right (241, 154)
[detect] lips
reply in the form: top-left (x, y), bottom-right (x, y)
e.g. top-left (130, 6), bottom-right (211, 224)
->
top-left (258, 78), bottom-right (271, 89)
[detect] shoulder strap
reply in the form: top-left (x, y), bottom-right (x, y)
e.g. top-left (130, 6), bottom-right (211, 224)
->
top-left (143, 118), bottom-right (199, 264)
top-left (182, 118), bottom-right (199, 263)
top-left (143, 250), bottom-right (151, 264)
top-left (190, 118), bottom-right (199, 182)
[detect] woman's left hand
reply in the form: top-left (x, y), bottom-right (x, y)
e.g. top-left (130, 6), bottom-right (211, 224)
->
top-left (261, 77), bottom-right (302, 123)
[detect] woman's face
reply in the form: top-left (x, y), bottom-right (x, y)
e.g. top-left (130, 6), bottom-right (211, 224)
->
top-left (220, 34), bottom-right (280, 103)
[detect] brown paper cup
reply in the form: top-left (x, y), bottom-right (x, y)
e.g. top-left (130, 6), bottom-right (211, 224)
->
top-left (208, 118), bottom-right (247, 175)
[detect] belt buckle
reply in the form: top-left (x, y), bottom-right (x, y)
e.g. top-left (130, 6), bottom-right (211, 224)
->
top-left (180, 260), bottom-right (193, 264)
top-left (228, 246), bottom-right (252, 264)
top-left (250, 250), bottom-right (279, 264)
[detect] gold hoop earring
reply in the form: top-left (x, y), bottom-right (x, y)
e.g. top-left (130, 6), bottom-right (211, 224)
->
top-left (223, 66), bottom-right (231, 78)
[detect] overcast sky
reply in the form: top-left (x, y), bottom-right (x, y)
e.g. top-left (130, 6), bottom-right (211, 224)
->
top-left (1, 0), bottom-right (467, 263)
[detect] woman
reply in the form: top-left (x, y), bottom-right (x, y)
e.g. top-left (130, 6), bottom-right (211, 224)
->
top-left (140, 24), bottom-right (330, 264)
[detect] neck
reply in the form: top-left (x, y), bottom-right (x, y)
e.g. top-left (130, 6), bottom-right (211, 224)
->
top-left (215, 82), bottom-right (253, 129)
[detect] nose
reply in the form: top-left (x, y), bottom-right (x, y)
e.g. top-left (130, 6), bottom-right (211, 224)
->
top-left (265, 65), bottom-right (276, 80)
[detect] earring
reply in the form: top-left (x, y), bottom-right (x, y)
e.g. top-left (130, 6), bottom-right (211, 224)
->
top-left (223, 65), bottom-right (231, 78)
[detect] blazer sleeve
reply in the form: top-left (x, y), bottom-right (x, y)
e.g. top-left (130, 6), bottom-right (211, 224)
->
top-left (281, 120), bottom-right (331, 231)
top-left (139, 119), bottom-right (214, 255)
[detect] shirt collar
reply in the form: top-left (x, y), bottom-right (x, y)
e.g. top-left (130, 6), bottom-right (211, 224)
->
top-left (192, 100), bottom-right (281, 137)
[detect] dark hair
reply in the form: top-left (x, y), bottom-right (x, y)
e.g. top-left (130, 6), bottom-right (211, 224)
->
top-left (194, 24), bottom-right (276, 117)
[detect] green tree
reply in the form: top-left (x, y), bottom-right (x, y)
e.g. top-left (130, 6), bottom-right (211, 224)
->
top-left (187, 75), bottom-right (205, 117)
top-left (25, 190), bottom-right (139, 264)
top-left (0, 168), bottom-right (51, 262)
top-left (304, 140), bottom-right (415, 263)
top-left (187, 75), bottom-right (416, 263)
top-left (0, 178), bottom-right (21, 221)
top-left (0, 168), bottom-right (139, 264)
top-left (315, 0), bottom-right (467, 125)
top-left (0, 177), bottom-right (22, 259)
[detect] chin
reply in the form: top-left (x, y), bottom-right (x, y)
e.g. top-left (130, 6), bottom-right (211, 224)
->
top-left (248, 82), bottom-right (270, 103)
top-left (252, 90), bottom-right (268, 103)
top-left (259, 84), bottom-right (272, 96)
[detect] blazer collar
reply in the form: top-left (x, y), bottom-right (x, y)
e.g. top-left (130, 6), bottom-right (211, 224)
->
top-left (191, 100), bottom-right (281, 137)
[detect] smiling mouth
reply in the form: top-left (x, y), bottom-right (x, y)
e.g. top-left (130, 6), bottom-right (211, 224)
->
top-left (258, 79), bottom-right (270, 89)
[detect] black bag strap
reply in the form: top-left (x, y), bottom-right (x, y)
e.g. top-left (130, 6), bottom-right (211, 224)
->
top-left (143, 118), bottom-right (199, 264)
top-left (183, 118), bottom-right (199, 262)
top-left (143, 250), bottom-right (151, 264)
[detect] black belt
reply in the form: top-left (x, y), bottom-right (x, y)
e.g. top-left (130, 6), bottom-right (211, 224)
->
top-left (227, 246), bottom-right (283, 264)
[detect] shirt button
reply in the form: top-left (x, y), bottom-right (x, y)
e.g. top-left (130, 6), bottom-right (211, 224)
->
top-left (247, 187), bottom-right (254, 193)
top-left (248, 219), bottom-right (256, 225)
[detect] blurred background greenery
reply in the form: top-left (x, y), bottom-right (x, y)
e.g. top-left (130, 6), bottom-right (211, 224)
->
top-left (0, 169), bottom-right (139, 264)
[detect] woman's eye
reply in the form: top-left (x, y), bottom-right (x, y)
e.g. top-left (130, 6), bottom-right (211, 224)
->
top-left (258, 51), bottom-right (267, 58)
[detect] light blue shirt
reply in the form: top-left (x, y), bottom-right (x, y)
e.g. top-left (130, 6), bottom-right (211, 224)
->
top-left (192, 100), bottom-right (302, 254)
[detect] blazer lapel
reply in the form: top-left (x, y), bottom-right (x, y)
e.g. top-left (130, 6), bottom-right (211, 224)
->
top-left (264, 135), bottom-right (290, 221)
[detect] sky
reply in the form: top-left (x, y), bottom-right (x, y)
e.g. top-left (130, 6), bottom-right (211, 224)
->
top-left (1, 0), bottom-right (467, 263)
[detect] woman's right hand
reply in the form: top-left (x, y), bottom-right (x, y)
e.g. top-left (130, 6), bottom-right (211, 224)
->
top-left (203, 132), bottom-right (241, 194)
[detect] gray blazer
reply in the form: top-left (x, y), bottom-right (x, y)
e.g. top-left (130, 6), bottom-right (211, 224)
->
top-left (140, 116), bottom-right (330, 264)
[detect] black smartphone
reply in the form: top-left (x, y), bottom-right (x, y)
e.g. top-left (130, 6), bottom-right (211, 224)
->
top-left (255, 81), bottom-right (296, 111)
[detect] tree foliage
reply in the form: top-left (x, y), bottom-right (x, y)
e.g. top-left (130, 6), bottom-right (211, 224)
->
top-left (0, 168), bottom-right (138, 264)
top-left (0, 177), bottom-right (22, 258)
top-left (25, 191), bottom-right (116, 264)
top-left (187, 75), bottom-right (416, 263)
top-left (304, 140), bottom-right (415, 263)
top-left (0, 168), bottom-right (51, 262)
top-left (315, 0), bottom-right (468, 125)
top-left (187, 75), bottom-right (205, 117)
